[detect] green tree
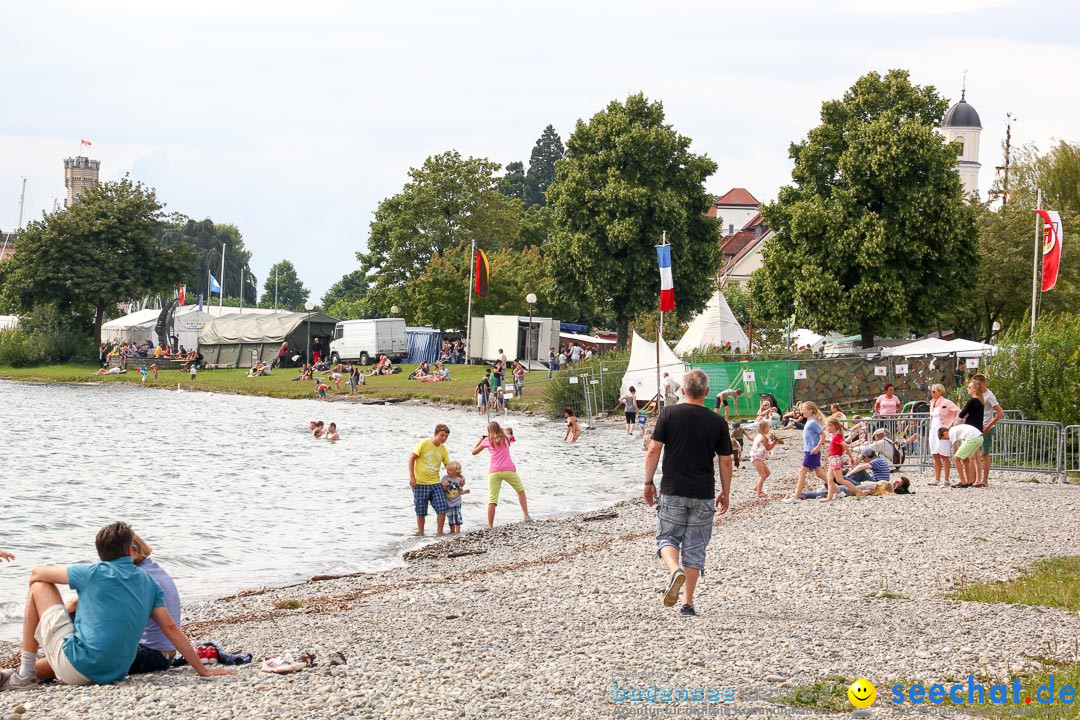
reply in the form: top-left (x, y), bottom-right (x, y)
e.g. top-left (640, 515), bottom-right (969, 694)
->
top-left (1002, 140), bottom-right (1080, 215)
top-left (322, 269), bottom-right (375, 320)
top-left (0, 178), bottom-right (194, 343)
top-left (546, 93), bottom-right (721, 347)
top-left (524, 124), bottom-right (565, 208)
top-left (356, 150), bottom-right (532, 321)
top-left (259, 260), bottom-right (310, 310)
top-left (500, 161), bottom-right (526, 200)
top-left (161, 217), bottom-right (257, 305)
top-left (752, 70), bottom-right (975, 348)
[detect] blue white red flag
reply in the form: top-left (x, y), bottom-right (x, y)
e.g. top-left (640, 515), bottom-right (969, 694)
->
top-left (656, 244), bottom-right (675, 312)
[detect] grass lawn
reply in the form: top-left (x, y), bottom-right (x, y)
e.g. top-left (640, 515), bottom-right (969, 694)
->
top-left (951, 556), bottom-right (1080, 611)
top-left (0, 363), bottom-right (548, 411)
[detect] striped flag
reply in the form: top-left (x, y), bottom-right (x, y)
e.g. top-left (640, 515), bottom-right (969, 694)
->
top-left (474, 249), bottom-right (490, 298)
top-left (656, 244), bottom-right (675, 312)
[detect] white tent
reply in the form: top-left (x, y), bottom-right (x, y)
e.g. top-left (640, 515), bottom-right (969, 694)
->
top-left (101, 305), bottom-right (280, 348)
top-left (673, 290), bottom-right (749, 355)
top-left (791, 328), bottom-right (825, 352)
top-left (881, 337), bottom-right (995, 358)
top-left (620, 332), bottom-right (686, 401)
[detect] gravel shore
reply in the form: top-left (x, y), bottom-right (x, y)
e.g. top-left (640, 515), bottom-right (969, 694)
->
top-left (4, 427), bottom-right (1078, 719)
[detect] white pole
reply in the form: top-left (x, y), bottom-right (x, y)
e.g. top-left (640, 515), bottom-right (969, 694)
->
top-left (16, 178), bottom-right (27, 228)
top-left (1031, 189), bottom-right (1042, 335)
top-left (239, 268), bottom-right (244, 313)
top-left (465, 237), bottom-right (476, 364)
top-left (219, 243), bottom-right (226, 312)
top-left (274, 269), bottom-right (279, 313)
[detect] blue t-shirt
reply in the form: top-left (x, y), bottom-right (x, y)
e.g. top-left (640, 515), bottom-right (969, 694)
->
top-left (869, 457), bottom-right (891, 481)
top-left (802, 418), bottom-right (822, 452)
top-left (65, 556), bottom-right (166, 684)
top-left (136, 558), bottom-right (181, 652)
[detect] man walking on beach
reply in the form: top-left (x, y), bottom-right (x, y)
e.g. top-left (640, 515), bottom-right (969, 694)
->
top-left (644, 369), bottom-right (733, 616)
top-left (0, 522), bottom-right (234, 690)
top-left (409, 424), bottom-right (452, 535)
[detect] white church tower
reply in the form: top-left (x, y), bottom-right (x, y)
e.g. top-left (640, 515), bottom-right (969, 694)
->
top-left (942, 86), bottom-right (982, 198)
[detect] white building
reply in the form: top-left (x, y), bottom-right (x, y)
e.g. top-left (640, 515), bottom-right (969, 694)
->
top-left (708, 188), bottom-right (759, 237)
top-left (941, 90), bottom-right (982, 198)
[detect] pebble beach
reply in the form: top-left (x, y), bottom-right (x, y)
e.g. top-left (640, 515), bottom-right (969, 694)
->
top-left (3, 425), bottom-right (1078, 720)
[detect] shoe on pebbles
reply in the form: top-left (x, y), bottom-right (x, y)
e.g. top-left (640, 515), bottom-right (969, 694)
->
top-left (663, 569), bottom-right (685, 607)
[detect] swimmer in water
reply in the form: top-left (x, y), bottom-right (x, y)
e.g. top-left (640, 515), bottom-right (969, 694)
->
top-left (563, 407), bottom-right (580, 443)
top-left (326, 422), bottom-right (340, 441)
top-left (313, 420), bottom-right (325, 439)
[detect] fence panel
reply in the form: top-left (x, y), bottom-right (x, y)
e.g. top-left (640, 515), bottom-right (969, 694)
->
top-left (986, 419), bottom-right (1064, 481)
top-left (1063, 425), bottom-right (1079, 482)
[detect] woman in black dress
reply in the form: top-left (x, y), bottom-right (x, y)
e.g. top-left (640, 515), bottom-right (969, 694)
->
top-left (955, 380), bottom-right (984, 487)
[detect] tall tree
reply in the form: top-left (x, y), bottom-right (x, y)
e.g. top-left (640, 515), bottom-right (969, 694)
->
top-left (161, 217), bottom-right (257, 305)
top-left (1002, 140), bottom-right (1080, 215)
top-left (500, 161), bottom-right (526, 200)
top-left (752, 70), bottom-right (976, 348)
top-left (259, 260), bottom-right (310, 310)
top-left (524, 125), bottom-right (565, 208)
top-left (356, 150), bottom-right (528, 321)
top-left (0, 178), bottom-right (193, 343)
top-left (546, 93), bottom-right (721, 347)
top-left (321, 269), bottom-right (375, 320)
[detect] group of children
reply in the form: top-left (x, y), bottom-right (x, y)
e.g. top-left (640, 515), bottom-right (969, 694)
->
top-left (408, 421), bottom-right (530, 536)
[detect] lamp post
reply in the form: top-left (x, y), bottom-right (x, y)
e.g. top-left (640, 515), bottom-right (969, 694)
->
top-left (390, 305), bottom-right (400, 317)
top-left (525, 292), bottom-right (537, 367)
top-left (305, 301), bottom-right (315, 363)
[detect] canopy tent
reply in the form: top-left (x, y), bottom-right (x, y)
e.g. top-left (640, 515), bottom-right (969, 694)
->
top-left (0, 315), bottom-right (19, 331)
top-left (405, 326), bottom-right (443, 364)
top-left (673, 290), bottom-right (749, 355)
top-left (559, 331), bottom-right (616, 346)
top-left (100, 309), bottom-right (162, 345)
top-left (619, 332), bottom-right (686, 402)
top-left (198, 311), bottom-right (340, 368)
top-left (791, 328), bottom-right (825, 352)
top-left (880, 338), bottom-right (996, 358)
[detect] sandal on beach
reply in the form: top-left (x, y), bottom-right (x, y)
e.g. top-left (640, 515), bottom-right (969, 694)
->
top-left (260, 654), bottom-right (306, 674)
top-left (663, 569), bottom-right (685, 607)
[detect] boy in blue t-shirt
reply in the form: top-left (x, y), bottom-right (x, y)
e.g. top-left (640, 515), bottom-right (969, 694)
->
top-left (0, 522), bottom-right (235, 689)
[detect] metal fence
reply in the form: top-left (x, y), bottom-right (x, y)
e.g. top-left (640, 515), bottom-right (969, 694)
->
top-left (1061, 425), bottom-right (1080, 480)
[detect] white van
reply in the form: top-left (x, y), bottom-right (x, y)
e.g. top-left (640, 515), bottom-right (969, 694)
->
top-left (328, 318), bottom-right (408, 365)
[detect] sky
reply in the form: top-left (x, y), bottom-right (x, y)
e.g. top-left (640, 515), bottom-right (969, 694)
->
top-left (2, 0), bottom-right (1078, 301)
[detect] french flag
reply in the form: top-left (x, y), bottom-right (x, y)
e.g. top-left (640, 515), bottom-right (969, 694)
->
top-left (657, 244), bottom-right (675, 312)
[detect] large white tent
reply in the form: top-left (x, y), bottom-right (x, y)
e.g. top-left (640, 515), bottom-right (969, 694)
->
top-left (620, 332), bottom-right (686, 401)
top-left (880, 337), bottom-right (996, 358)
top-left (674, 290), bottom-right (749, 355)
top-left (101, 305), bottom-right (279, 348)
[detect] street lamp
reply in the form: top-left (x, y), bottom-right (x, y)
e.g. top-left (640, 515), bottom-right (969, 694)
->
top-left (305, 301), bottom-right (315, 364)
top-left (525, 292), bottom-right (537, 366)
top-left (390, 305), bottom-right (400, 316)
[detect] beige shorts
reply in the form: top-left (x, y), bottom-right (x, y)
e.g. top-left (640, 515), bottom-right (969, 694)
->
top-left (35, 604), bottom-right (92, 686)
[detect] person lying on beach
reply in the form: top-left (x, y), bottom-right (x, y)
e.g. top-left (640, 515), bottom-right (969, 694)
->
top-left (326, 423), bottom-right (340, 441)
top-left (0, 522), bottom-right (234, 691)
top-left (64, 533), bottom-right (184, 676)
top-left (94, 367), bottom-right (126, 375)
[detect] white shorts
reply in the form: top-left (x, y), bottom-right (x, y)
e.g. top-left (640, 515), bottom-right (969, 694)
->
top-left (35, 604), bottom-right (92, 686)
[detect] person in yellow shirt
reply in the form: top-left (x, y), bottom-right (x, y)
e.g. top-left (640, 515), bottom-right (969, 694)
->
top-left (409, 424), bottom-right (452, 535)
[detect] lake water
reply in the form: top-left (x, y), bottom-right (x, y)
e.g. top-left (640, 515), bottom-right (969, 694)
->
top-left (0, 380), bottom-right (642, 638)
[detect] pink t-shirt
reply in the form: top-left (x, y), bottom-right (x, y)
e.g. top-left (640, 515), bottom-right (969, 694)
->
top-left (876, 394), bottom-right (902, 414)
top-left (481, 436), bottom-right (517, 473)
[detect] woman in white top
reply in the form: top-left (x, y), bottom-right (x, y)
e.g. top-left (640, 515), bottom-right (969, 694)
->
top-left (972, 373), bottom-right (1003, 487)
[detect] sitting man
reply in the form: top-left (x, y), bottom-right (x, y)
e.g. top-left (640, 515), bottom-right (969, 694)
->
top-left (845, 447), bottom-right (892, 486)
top-left (410, 362), bottom-right (431, 381)
top-left (0, 521), bottom-right (234, 690)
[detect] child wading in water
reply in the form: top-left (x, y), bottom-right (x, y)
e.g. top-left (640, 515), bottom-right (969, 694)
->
top-left (441, 461), bottom-right (470, 533)
top-left (472, 421), bottom-right (530, 527)
top-left (750, 419), bottom-right (778, 497)
top-left (822, 416), bottom-right (855, 502)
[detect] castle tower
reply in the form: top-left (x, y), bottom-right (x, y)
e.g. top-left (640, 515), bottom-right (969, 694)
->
top-left (64, 156), bottom-right (100, 207)
top-left (942, 89), bottom-right (981, 198)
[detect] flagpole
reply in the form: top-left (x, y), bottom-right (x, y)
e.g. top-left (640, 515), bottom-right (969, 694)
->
top-left (465, 237), bottom-right (476, 365)
top-left (1031, 189), bottom-right (1042, 335)
top-left (656, 231), bottom-right (666, 411)
top-left (274, 269), bottom-right (279, 313)
top-left (206, 266), bottom-right (211, 313)
top-left (219, 243), bottom-right (226, 313)
top-left (240, 268), bottom-right (244, 313)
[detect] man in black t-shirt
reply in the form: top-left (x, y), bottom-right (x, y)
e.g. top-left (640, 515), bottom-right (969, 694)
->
top-left (645, 369), bottom-right (733, 616)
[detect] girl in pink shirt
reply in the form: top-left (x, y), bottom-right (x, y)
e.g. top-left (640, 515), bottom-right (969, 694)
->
top-left (472, 421), bottom-right (530, 528)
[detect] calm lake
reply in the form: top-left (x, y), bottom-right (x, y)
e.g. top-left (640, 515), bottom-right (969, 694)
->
top-left (0, 380), bottom-right (642, 638)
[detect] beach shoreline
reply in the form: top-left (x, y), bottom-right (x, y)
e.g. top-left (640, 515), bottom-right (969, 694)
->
top-left (2, 426), bottom-right (1077, 719)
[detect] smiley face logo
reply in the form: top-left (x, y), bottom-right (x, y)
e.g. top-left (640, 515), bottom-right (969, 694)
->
top-left (848, 678), bottom-right (876, 708)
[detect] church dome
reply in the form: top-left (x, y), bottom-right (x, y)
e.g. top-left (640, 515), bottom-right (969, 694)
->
top-left (943, 93), bottom-right (981, 129)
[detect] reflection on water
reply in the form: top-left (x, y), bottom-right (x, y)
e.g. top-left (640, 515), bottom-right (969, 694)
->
top-left (0, 380), bottom-right (642, 637)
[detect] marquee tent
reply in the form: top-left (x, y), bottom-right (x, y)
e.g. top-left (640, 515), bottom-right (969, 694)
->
top-left (673, 290), bottom-right (749, 355)
top-left (198, 311), bottom-right (340, 368)
top-left (619, 332), bottom-right (686, 402)
top-left (880, 338), bottom-right (995, 358)
top-left (102, 305), bottom-right (279, 349)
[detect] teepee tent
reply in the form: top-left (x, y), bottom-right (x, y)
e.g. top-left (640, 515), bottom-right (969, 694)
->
top-left (619, 332), bottom-right (686, 401)
top-left (673, 290), bottom-right (749, 355)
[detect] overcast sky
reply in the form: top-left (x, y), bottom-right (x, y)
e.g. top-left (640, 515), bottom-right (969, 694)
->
top-left (2, 0), bottom-right (1077, 300)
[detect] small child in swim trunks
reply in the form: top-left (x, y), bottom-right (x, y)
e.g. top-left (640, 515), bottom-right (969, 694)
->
top-left (315, 380), bottom-right (329, 400)
top-left (440, 461), bottom-right (470, 533)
